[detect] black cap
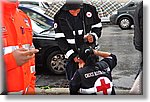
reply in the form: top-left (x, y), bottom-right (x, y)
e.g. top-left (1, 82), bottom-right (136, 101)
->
top-left (64, 0), bottom-right (83, 10)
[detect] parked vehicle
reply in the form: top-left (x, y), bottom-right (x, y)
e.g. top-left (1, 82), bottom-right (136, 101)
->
top-left (18, 0), bottom-right (50, 9)
top-left (19, 4), bottom-right (66, 75)
top-left (110, 0), bottom-right (140, 30)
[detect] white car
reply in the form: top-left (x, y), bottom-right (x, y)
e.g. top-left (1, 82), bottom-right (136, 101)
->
top-left (18, 0), bottom-right (50, 9)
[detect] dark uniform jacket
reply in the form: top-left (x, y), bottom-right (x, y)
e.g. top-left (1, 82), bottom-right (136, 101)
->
top-left (54, 3), bottom-right (102, 59)
top-left (133, 1), bottom-right (143, 79)
top-left (69, 54), bottom-right (117, 95)
top-left (133, 1), bottom-right (143, 52)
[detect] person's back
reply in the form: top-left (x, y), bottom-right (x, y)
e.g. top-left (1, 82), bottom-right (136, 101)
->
top-left (69, 45), bottom-right (117, 95)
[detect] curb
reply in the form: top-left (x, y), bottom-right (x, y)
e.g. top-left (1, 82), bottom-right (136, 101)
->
top-left (35, 88), bottom-right (130, 95)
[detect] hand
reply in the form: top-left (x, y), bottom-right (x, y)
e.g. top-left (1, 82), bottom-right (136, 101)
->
top-left (84, 34), bottom-right (94, 43)
top-left (12, 48), bottom-right (39, 66)
top-left (78, 62), bottom-right (85, 69)
top-left (74, 57), bottom-right (85, 68)
top-left (73, 56), bottom-right (79, 63)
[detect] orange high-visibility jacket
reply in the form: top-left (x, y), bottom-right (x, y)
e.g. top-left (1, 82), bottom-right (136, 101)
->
top-left (2, 1), bottom-right (36, 95)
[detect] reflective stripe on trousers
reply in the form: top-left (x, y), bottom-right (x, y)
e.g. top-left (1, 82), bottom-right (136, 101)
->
top-left (7, 90), bottom-right (24, 95)
top-left (79, 87), bottom-right (95, 94)
top-left (7, 85), bottom-right (31, 95)
top-left (24, 85), bottom-right (30, 94)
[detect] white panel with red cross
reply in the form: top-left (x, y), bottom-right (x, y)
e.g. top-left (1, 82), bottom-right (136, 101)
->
top-left (94, 76), bottom-right (113, 95)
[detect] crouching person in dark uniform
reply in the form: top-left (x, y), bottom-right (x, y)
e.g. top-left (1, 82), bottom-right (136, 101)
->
top-left (69, 45), bottom-right (117, 95)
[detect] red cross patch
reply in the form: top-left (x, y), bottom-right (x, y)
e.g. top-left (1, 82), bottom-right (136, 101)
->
top-left (86, 12), bottom-right (92, 18)
top-left (54, 23), bottom-right (58, 29)
top-left (94, 76), bottom-right (113, 95)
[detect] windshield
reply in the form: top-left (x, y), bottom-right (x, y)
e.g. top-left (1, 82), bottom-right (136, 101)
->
top-left (20, 7), bottom-right (52, 29)
top-left (31, 19), bottom-right (51, 34)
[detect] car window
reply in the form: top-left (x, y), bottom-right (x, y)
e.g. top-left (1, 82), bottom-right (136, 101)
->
top-left (19, 1), bottom-right (39, 6)
top-left (40, 2), bottom-right (50, 9)
top-left (32, 18), bottom-right (50, 30)
top-left (31, 19), bottom-right (51, 34)
top-left (21, 8), bottom-right (51, 29)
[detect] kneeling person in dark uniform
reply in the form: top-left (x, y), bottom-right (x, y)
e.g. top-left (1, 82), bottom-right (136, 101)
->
top-left (69, 46), bottom-right (117, 95)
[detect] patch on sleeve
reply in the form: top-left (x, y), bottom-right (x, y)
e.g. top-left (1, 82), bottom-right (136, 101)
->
top-left (54, 23), bottom-right (58, 29)
top-left (86, 12), bottom-right (92, 18)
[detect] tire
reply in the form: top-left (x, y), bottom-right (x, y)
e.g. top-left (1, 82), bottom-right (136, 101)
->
top-left (46, 50), bottom-right (66, 75)
top-left (118, 17), bottom-right (132, 30)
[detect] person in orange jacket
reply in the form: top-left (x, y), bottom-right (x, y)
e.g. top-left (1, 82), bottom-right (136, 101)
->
top-left (1, 0), bottom-right (39, 95)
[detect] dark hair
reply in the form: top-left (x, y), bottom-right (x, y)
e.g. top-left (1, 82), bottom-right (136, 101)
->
top-left (64, 0), bottom-right (83, 10)
top-left (78, 45), bottom-right (97, 66)
top-left (86, 54), bottom-right (97, 66)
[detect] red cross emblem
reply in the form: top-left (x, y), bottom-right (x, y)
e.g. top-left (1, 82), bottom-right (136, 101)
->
top-left (94, 77), bottom-right (112, 95)
top-left (96, 79), bottom-right (110, 95)
top-left (86, 12), bottom-right (92, 18)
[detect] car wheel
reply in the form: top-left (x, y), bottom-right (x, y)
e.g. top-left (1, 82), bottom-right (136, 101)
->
top-left (46, 50), bottom-right (66, 75)
top-left (118, 17), bottom-right (132, 30)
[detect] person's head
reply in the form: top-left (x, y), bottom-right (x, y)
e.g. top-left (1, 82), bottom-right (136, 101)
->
top-left (64, 0), bottom-right (83, 16)
top-left (78, 45), bottom-right (97, 66)
top-left (68, 9), bottom-right (80, 16)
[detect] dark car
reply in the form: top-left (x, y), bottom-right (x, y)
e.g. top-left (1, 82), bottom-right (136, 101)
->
top-left (19, 4), bottom-right (66, 75)
top-left (110, 0), bottom-right (141, 30)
